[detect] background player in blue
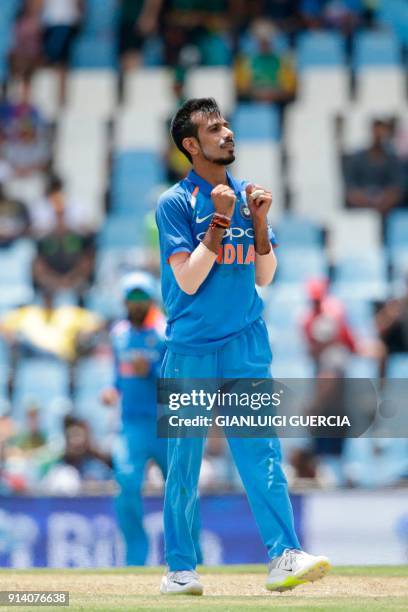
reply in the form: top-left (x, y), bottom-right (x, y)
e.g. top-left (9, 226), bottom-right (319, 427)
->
top-left (156, 98), bottom-right (331, 595)
top-left (102, 271), bottom-right (202, 566)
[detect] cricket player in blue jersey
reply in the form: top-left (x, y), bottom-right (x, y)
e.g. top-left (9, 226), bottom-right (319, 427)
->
top-left (102, 271), bottom-right (202, 566)
top-left (156, 98), bottom-right (331, 594)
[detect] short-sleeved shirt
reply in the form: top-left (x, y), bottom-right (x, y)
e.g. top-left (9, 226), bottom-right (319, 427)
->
top-left (345, 149), bottom-right (404, 195)
top-left (156, 169), bottom-right (277, 355)
top-left (36, 231), bottom-right (93, 274)
top-left (111, 315), bottom-right (165, 421)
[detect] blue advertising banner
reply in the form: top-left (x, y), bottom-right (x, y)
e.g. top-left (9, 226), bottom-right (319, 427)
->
top-left (0, 494), bottom-right (303, 568)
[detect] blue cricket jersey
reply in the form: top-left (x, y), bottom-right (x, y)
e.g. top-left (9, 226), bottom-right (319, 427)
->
top-left (155, 169), bottom-right (277, 355)
top-left (111, 317), bottom-right (165, 421)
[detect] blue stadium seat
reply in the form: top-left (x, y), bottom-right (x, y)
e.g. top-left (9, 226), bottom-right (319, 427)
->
top-left (111, 151), bottom-right (164, 214)
top-left (390, 250), bottom-right (408, 286)
top-left (379, 0), bottom-right (408, 45)
top-left (200, 33), bottom-right (232, 66)
top-left (0, 241), bottom-right (35, 308)
top-left (386, 353), bottom-right (408, 378)
top-left (75, 356), bottom-right (113, 391)
top-left (0, 361), bottom-right (8, 402)
top-left (275, 248), bottom-right (328, 284)
top-left (297, 32), bottom-right (345, 70)
top-left (239, 31), bottom-right (289, 57)
top-left (232, 104), bottom-right (280, 141)
top-left (0, 23), bottom-right (13, 53)
top-left (332, 252), bottom-right (388, 300)
top-left (0, 19), bottom-right (13, 81)
top-left (13, 359), bottom-right (70, 418)
top-left (0, 251), bottom-right (30, 286)
top-left (345, 356), bottom-right (379, 378)
top-left (386, 210), bottom-right (408, 253)
top-left (264, 296), bottom-right (306, 329)
top-left (70, 35), bottom-right (118, 69)
top-left (353, 30), bottom-right (401, 69)
top-left (85, 288), bottom-right (124, 320)
top-left (0, 0), bottom-right (21, 23)
top-left (142, 37), bottom-right (164, 66)
top-left (74, 398), bottom-right (112, 439)
top-left (94, 248), bottom-right (143, 286)
top-left (0, 57), bottom-right (8, 82)
top-left (270, 330), bottom-right (308, 360)
top-left (342, 299), bottom-right (376, 336)
top-left (343, 438), bottom-right (408, 487)
top-left (74, 357), bottom-right (114, 437)
top-left (98, 215), bottom-right (144, 249)
top-left (0, 339), bottom-right (9, 368)
top-left (275, 216), bottom-right (323, 248)
top-left (333, 252), bottom-right (387, 285)
top-left (82, 0), bottom-right (118, 35)
top-left (271, 356), bottom-right (314, 378)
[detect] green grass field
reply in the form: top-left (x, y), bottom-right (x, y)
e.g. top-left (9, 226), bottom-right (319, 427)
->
top-left (0, 565), bottom-right (407, 611)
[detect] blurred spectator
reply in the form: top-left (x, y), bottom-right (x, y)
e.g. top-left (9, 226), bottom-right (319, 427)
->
top-left (41, 0), bottom-right (83, 102)
top-left (375, 273), bottom-right (408, 377)
top-left (301, 278), bottom-right (357, 374)
top-left (246, 1), bottom-right (300, 42)
top-left (0, 182), bottom-right (30, 248)
top-left (4, 119), bottom-right (49, 179)
top-left (13, 405), bottom-right (47, 451)
top-left (42, 417), bottom-right (112, 494)
top-left (306, 373), bottom-right (350, 485)
top-left (0, 80), bottom-right (50, 205)
top-left (162, 0), bottom-right (237, 68)
top-left (118, 0), bottom-right (163, 72)
top-left (235, 20), bottom-right (296, 104)
top-left (323, 1), bottom-right (361, 36)
top-left (9, 0), bottom-right (44, 82)
top-left (0, 402), bottom-right (27, 494)
top-left (0, 80), bottom-right (48, 146)
top-left (31, 175), bottom-right (95, 237)
top-left (0, 288), bottom-right (102, 365)
top-left (393, 118), bottom-right (408, 205)
top-left (344, 119), bottom-right (405, 216)
top-left (300, 0), bottom-right (361, 30)
top-left (32, 193), bottom-right (95, 304)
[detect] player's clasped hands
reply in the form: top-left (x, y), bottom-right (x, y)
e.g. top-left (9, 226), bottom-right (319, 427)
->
top-left (211, 184), bottom-right (236, 217)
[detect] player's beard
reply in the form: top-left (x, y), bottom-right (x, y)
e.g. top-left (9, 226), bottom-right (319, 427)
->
top-left (127, 303), bottom-right (150, 327)
top-left (200, 143), bottom-right (235, 165)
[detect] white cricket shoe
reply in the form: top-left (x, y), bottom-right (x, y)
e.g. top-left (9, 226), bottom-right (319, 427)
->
top-left (266, 548), bottom-right (331, 592)
top-left (160, 570), bottom-right (204, 595)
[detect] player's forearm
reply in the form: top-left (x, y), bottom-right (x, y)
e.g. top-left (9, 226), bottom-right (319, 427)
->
top-left (171, 224), bottom-right (226, 295)
top-left (253, 219), bottom-right (276, 286)
top-left (255, 249), bottom-right (277, 286)
top-left (170, 242), bottom-right (217, 295)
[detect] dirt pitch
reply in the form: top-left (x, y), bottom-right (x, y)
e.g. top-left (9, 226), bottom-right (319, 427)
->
top-left (0, 566), bottom-right (407, 612)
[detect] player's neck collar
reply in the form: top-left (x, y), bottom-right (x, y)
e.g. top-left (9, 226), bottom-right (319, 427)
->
top-left (187, 169), bottom-right (239, 196)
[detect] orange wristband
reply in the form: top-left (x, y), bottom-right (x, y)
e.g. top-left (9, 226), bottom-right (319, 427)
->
top-left (209, 213), bottom-right (231, 229)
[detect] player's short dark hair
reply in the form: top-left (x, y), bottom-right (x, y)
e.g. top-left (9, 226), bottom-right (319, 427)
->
top-left (170, 98), bottom-right (221, 162)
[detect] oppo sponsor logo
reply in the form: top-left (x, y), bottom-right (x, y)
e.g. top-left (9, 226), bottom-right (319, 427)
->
top-left (196, 226), bottom-right (255, 241)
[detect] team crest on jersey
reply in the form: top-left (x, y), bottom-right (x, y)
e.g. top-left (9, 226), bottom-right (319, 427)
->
top-left (240, 203), bottom-right (251, 220)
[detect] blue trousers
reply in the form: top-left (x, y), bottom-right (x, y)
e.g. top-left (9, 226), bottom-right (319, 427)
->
top-left (162, 318), bottom-right (300, 571)
top-left (113, 418), bottom-right (202, 566)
